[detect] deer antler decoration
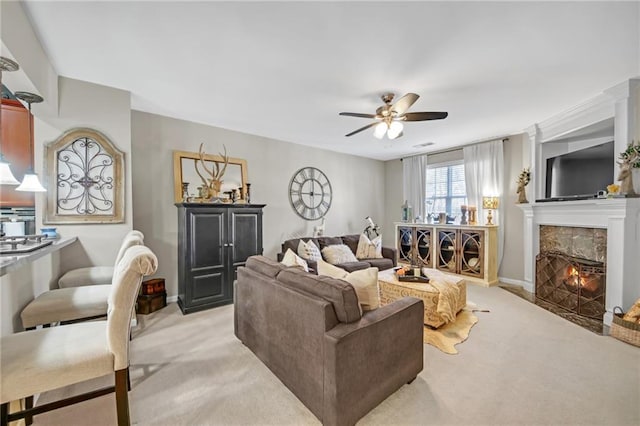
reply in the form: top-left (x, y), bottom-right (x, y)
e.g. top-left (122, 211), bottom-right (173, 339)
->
top-left (194, 143), bottom-right (230, 199)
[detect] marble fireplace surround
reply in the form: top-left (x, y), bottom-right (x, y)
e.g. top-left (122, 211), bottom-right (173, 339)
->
top-left (520, 199), bottom-right (640, 325)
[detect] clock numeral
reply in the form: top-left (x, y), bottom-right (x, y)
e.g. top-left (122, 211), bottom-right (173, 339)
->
top-left (309, 208), bottom-right (316, 219)
top-left (309, 168), bottom-right (315, 179)
top-left (300, 169), bottom-right (308, 180)
top-left (293, 199), bottom-right (304, 211)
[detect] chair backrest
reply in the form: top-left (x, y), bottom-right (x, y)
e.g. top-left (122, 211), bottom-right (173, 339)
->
top-left (113, 232), bottom-right (145, 269)
top-left (107, 245), bottom-right (158, 370)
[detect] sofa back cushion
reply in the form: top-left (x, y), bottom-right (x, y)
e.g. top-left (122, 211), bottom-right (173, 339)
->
top-left (246, 255), bottom-right (288, 279)
top-left (341, 234), bottom-right (360, 254)
top-left (316, 236), bottom-right (343, 250)
top-left (282, 238), bottom-right (319, 256)
top-left (277, 268), bottom-right (362, 323)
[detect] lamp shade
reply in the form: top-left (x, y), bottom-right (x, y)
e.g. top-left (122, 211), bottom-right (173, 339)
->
top-left (387, 121), bottom-right (404, 139)
top-left (482, 196), bottom-right (499, 209)
top-left (0, 160), bottom-right (20, 185)
top-left (373, 122), bottom-right (387, 139)
top-left (16, 173), bottom-right (46, 192)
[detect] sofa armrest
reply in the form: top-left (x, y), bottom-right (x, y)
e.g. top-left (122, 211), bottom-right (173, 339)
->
top-left (322, 297), bottom-right (424, 426)
top-left (382, 246), bottom-right (397, 267)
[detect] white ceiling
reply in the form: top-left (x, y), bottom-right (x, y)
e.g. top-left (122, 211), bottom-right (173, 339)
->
top-left (21, 1), bottom-right (640, 161)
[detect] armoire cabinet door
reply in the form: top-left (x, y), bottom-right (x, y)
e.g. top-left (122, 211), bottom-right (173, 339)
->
top-left (186, 209), bottom-right (229, 308)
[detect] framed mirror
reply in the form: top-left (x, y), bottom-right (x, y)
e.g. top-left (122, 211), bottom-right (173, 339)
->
top-left (173, 150), bottom-right (248, 203)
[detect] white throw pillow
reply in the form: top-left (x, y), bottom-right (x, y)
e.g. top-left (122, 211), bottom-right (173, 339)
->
top-left (297, 239), bottom-right (322, 262)
top-left (317, 258), bottom-right (348, 279)
top-left (280, 248), bottom-right (309, 272)
top-left (344, 267), bottom-right (380, 311)
top-left (356, 234), bottom-right (383, 260)
top-left (321, 244), bottom-right (358, 265)
top-left (317, 259), bottom-right (380, 311)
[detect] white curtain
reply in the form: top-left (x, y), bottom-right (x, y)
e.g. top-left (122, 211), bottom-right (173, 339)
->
top-left (463, 140), bottom-right (504, 267)
top-left (402, 154), bottom-right (427, 222)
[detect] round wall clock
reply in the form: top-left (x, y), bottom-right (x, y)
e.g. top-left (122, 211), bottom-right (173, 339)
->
top-left (288, 167), bottom-right (332, 220)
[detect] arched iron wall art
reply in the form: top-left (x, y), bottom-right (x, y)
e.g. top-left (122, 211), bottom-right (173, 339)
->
top-left (44, 128), bottom-right (124, 224)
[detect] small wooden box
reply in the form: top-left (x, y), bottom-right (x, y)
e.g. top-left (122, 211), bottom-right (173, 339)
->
top-left (137, 292), bottom-right (167, 315)
top-left (141, 278), bottom-right (165, 295)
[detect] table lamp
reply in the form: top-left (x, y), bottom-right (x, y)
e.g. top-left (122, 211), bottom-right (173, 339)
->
top-left (482, 196), bottom-right (499, 225)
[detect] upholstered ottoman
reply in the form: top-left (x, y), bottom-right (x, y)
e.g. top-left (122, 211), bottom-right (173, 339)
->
top-left (378, 268), bottom-right (466, 328)
top-left (21, 285), bottom-right (111, 329)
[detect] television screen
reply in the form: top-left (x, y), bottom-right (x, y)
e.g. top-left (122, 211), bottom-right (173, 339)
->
top-left (545, 141), bottom-right (614, 199)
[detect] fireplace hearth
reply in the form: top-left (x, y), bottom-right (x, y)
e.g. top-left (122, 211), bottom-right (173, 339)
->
top-left (536, 251), bottom-right (606, 320)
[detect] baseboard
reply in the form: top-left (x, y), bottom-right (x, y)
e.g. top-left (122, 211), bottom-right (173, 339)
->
top-left (167, 294), bottom-right (178, 303)
top-left (498, 277), bottom-right (534, 293)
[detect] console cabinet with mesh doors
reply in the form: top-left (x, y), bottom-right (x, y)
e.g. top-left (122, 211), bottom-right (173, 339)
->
top-left (176, 203), bottom-right (265, 314)
top-left (395, 223), bottom-right (498, 286)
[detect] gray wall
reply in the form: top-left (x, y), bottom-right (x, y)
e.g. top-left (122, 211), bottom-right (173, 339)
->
top-left (131, 111), bottom-right (386, 299)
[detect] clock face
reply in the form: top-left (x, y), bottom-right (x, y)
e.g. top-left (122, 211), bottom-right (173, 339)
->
top-left (288, 167), bottom-right (332, 220)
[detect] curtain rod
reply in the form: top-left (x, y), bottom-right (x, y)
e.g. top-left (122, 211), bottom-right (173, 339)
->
top-left (400, 135), bottom-right (510, 161)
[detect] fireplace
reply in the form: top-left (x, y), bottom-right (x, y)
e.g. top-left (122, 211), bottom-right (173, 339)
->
top-left (536, 251), bottom-right (606, 319)
top-left (535, 225), bottom-right (607, 322)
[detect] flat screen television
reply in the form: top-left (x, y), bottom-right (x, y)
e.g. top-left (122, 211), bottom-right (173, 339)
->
top-left (544, 141), bottom-right (614, 200)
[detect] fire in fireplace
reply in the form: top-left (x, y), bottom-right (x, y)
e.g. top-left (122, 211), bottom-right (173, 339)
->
top-left (536, 251), bottom-right (606, 319)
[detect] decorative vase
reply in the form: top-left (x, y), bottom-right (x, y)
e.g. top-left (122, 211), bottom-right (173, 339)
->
top-left (181, 182), bottom-right (190, 202)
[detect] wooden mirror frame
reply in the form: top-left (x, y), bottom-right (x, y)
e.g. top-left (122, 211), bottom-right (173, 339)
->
top-left (172, 150), bottom-right (248, 203)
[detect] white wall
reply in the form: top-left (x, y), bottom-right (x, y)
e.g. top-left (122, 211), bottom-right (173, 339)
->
top-left (131, 111), bottom-right (385, 299)
top-left (382, 159), bottom-right (402, 248)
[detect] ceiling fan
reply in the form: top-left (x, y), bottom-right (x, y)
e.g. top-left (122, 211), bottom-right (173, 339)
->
top-left (339, 93), bottom-right (448, 140)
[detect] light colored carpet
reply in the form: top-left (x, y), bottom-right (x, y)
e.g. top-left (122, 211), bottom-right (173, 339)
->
top-left (30, 285), bottom-right (640, 425)
top-left (424, 309), bottom-right (478, 354)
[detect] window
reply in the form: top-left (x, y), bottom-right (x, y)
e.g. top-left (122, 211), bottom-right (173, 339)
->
top-left (426, 162), bottom-right (467, 217)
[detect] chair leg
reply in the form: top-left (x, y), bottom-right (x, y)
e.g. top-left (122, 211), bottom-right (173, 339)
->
top-left (114, 368), bottom-right (130, 426)
top-left (24, 396), bottom-right (33, 425)
top-left (407, 377), bottom-right (417, 384)
top-left (1, 402), bottom-right (8, 426)
top-left (127, 368), bottom-right (131, 391)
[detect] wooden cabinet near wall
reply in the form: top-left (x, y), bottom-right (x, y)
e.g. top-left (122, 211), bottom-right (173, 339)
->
top-left (176, 203), bottom-right (265, 314)
top-left (395, 222), bottom-right (498, 286)
top-left (1, 99), bottom-right (34, 207)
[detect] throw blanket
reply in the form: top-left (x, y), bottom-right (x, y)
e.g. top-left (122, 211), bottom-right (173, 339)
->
top-left (427, 270), bottom-right (464, 324)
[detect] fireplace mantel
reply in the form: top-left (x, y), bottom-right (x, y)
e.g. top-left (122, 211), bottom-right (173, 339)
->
top-left (518, 198), bottom-right (640, 325)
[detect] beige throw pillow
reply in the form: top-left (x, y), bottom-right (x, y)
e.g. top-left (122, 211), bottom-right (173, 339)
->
top-left (321, 244), bottom-right (358, 265)
top-left (356, 233), bottom-right (383, 259)
top-left (297, 239), bottom-right (322, 262)
top-left (280, 248), bottom-right (309, 272)
top-left (317, 259), bottom-right (380, 311)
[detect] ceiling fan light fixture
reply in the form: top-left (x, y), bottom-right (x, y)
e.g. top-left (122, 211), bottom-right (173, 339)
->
top-left (373, 122), bottom-right (387, 139)
top-left (387, 121), bottom-right (403, 139)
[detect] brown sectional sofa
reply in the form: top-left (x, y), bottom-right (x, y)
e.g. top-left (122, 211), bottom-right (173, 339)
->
top-left (277, 234), bottom-right (397, 273)
top-left (234, 256), bottom-right (424, 426)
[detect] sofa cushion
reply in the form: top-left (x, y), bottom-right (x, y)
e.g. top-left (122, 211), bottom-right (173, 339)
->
top-left (276, 268), bottom-right (362, 323)
top-left (340, 234), bottom-right (360, 254)
top-left (297, 239), bottom-right (322, 262)
top-left (334, 261), bottom-right (371, 273)
top-left (356, 234), bottom-right (383, 260)
top-left (322, 244), bottom-right (358, 265)
top-left (316, 236), bottom-right (343, 250)
top-left (281, 249), bottom-right (309, 272)
top-left (245, 256), bottom-right (288, 279)
top-left (364, 258), bottom-right (394, 271)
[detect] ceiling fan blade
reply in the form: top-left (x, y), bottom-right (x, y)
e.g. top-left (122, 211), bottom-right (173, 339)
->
top-left (402, 112), bottom-right (448, 121)
top-left (391, 93), bottom-right (419, 115)
top-left (345, 122), bottom-right (377, 137)
top-left (339, 112), bottom-right (378, 119)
